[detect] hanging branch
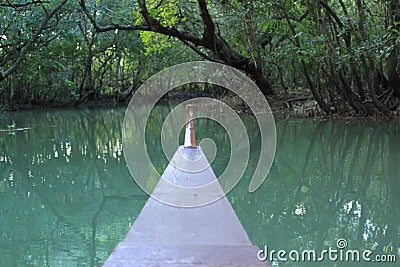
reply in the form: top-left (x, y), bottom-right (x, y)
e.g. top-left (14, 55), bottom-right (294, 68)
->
top-left (0, 0), bottom-right (49, 10)
top-left (0, 0), bottom-right (67, 81)
top-left (79, 0), bottom-right (275, 95)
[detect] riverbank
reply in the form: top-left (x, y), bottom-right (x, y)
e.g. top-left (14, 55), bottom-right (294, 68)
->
top-left (223, 93), bottom-right (400, 122)
top-left (1, 93), bottom-right (400, 122)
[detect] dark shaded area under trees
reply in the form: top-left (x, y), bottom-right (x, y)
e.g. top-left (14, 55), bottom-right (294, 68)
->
top-left (1, 0), bottom-right (400, 116)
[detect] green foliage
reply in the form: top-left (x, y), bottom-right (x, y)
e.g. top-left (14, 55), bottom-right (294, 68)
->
top-left (1, 0), bottom-right (399, 113)
top-left (139, 31), bottom-right (174, 56)
top-left (134, 0), bottom-right (180, 56)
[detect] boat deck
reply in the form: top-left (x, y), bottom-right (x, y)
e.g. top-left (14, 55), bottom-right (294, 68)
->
top-left (104, 147), bottom-right (270, 266)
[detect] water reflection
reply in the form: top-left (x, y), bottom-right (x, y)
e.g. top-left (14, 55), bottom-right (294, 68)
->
top-left (0, 107), bottom-right (146, 266)
top-left (0, 106), bottom-right (399, 266)
top-left (231, 119), bottom-right (400, 266)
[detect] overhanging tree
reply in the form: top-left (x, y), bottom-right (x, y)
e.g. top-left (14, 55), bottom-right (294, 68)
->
top-left (79, 0), bottom-right (274, 95)
top-left (0, 0), bottom-right (68, 81)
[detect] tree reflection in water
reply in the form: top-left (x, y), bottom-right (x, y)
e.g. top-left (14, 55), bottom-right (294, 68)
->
top-left (232, 119), bottom-right (400, 266)
top-left (0, 107), bottom-right (147, 266)
top-left (0, 106), bottom-right (399, 266)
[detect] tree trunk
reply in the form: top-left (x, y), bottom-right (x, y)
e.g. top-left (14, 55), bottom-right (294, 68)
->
top-left (77, 19), bottom-right (96, 104)
top-left (387, 50), bottom-right (400, 97)
top-left (244, 62), bottom-right (274, 95)
top-left (80, 0), bottom-right (275, 96)
top-left (388, 0), bottom-right (400, 98)
top-left (242, 1), bottom-right (273, 95)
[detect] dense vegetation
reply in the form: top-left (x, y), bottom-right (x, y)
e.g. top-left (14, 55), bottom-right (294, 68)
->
top-left (1, 0), bottom-right (400, 115)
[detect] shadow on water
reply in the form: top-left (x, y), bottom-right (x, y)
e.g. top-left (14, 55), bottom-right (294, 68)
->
top-left (0, 105), bottom-right (399, 266)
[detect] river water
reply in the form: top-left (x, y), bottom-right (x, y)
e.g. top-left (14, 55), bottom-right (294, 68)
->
top-left (0, 104), bottom-right (399, 266)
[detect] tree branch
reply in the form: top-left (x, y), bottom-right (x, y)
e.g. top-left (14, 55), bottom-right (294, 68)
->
top-left (180, 39), bottom-right (224, 64)
top-left (80, 0), bottom-right (204, 46)
top-left (318, 0), bottom-right (345, 29)
top-left (79, 0), bottom-right (148, 32)
top-left (1, 0), bottom-right (49, 10)
top-left (197, 0), bottom-right (215, 47)
top-left (0, 0), bottom-right (67, 81)
top-left (154, 0), bottom-right (164, 10)
top-left (79, 0), bottom-right (274, 94)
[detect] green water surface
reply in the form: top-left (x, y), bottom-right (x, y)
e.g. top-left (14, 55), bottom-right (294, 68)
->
top-left (0, 104), bottom-right (399, 266)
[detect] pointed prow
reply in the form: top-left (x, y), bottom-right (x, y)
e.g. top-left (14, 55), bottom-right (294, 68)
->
top-left (184, 104), bottom-right (196, 148)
